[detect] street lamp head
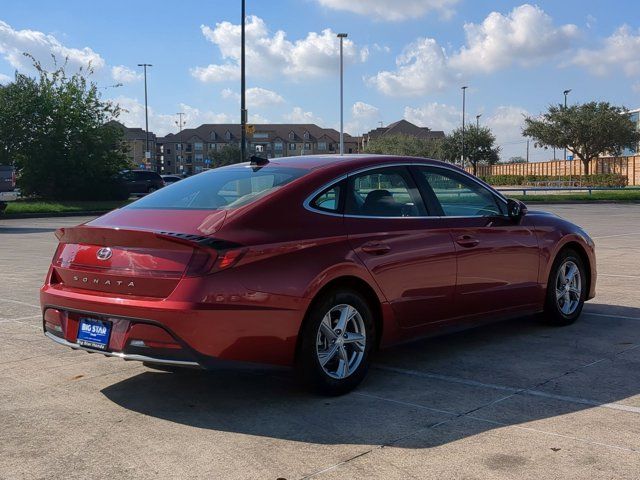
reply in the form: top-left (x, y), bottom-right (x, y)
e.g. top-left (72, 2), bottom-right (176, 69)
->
top-left (476, 114), bottom-right (482, 118)
top-left (461, 85), bottom-right (468, 90)
top-left (337, 33), bottom-right (348, 38)
top-left (563, 89), bottom-right (571, 95)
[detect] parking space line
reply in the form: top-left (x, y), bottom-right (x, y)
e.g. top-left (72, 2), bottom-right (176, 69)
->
top-left (0, 298), bottom-right (40, 309)
top-left (584, 312), bottom-right (640, 321)
top-left (598, 273), bottom-right (640, 279)
top-left (592, 232), bottom-right (640, 239)
top-left (0, 314), bottom-right (41, 322)
top-left (376, 356), bottom-right (640, 415)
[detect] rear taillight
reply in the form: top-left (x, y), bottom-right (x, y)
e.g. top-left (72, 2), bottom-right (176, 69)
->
top-left (185, 247), bottom-right (246, 276)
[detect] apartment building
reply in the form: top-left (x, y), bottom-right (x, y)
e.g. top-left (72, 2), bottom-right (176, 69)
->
top-left (155, 123), bottom-right (361, 175)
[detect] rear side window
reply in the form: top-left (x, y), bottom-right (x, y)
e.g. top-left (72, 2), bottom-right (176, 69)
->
top-left (310, 183), bottom-right (343, 213)
top-left (345, 167), bottom-right (426, 217)
top-left (127, 166), bottom-right (307, 210)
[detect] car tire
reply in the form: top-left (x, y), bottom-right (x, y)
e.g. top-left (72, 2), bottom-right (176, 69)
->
top-left (542, 248), bottom-right (586, 326)
top-left (147, 187), bottom-right (157, 194)
top-left (296, 289), bottom-right (375, 396)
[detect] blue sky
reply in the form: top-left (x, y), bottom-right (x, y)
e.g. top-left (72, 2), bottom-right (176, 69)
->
top-left (1, 0), bottom-right (639, 161)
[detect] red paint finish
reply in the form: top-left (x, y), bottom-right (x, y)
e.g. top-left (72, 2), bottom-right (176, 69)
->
top-left (40, 155), bottom-right (596, 368)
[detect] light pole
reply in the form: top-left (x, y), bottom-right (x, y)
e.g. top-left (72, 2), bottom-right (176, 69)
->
top-left (563, 89), bottom-right (571, 161)
top-left (175, 112), bottom-right (185, 174)
top-left (337, 33), bottom-right (348, 156)
top-left (138, 63), bottom-right (152, 169)
top-left (461, 86), bottom-right (468, 168)
top-left (476, 113), bottom-right (482, 129)
top-left (240, 0), bottom-right (247, 163)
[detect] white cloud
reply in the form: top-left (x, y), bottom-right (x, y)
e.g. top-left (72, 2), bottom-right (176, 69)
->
top-left (346, 102), bottom-right (381, 136)
top-left (249, 113), bottom-right (270, 124)
top-left (450, 4), bottom-right (579, 73)
top-left (633, 82), bottom-right (640, 94)
top-left (283, 106), bottom-right (323, 124)
top-left (111, 65), bottom-right (142, 83)
top-left (0, 72), bottom-right (11, 84)
top-left (314, 0), bottom-right (459, 21)
top-left (113, 96), bottom-right (231, 136)
top-left (220, 86), bottom-right (284, 108)
top-left (191, 16), bottom-right (367, 82)
top-left (367, 37), bottom-right (452, 96)
top-left (571, 25), bottom-right (640, 77)
top-left (0, 20), bottom-right (105, 73)
top-left (404, 102), bottom-right (461, 132)
top-left (369, 4), bottom-right (579, 97)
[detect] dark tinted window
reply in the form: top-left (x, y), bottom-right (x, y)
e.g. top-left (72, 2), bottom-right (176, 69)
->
top-left (127, 165), bottom-right (307, 210)
top-left (345, 167), bottom-right (426, 217)
top-left (416, 167), bottom-right (505, 217)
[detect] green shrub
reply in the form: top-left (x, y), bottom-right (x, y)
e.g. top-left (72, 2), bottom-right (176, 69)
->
top-left (480, 174), bottom-right (627, 187)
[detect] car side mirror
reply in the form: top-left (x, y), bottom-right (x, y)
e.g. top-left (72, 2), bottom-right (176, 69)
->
top-left (507, 199), bottom-right (527, 220)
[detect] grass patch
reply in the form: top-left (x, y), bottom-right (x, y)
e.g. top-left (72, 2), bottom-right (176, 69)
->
top-left (508, 189), bottom-right (640, 203)
top-left (3, 200), bottom-right (129, 215)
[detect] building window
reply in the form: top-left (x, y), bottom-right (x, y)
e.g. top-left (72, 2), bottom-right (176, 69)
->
top-left (225, 130), bottom-right (232, 140)
top-left (317, 141), bottom-right (327, 151)
top-left (274, 141), bottom-right (283, 151)
top-left (253, 132), bottom-right (269, 139)
top-left (176, 143), bottom-right (183, 151)
top-left (210, 131), bottom-right (217, 140)
top-left (166, 148), bottom-right (171, 154)
top-left (195, 153), bottom-right (203, 162)
top-left (304, 131), bottom-right (310, 140)
top-left (289, 143), bottom-right (296, 151)
top-left (186, 144), bottom-right (192, 152)
top-left (194, 142), bottom-right (203, 151)
top-left (288, 132), bottom-right (295, 140)
top-left (304, 143), bottom-right (311, 150)
top-left (255, 145), bottom-right (265, 153)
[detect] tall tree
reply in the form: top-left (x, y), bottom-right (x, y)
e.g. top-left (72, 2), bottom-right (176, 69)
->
top-left (363, 134), bottom-right (444, 159)
top-left (0, 56), bottom-right (129, 199)
top-left (523, 102), bottom-right (640, 175)
top-left (441, 125), bottom-right (500, 175)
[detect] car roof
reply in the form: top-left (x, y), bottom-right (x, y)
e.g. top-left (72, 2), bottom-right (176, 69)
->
top-left (237, 154), bottom-right (458, 172)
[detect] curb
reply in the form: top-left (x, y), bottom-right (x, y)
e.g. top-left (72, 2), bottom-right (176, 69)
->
top-left (0, 210), bottom-right (110, 219)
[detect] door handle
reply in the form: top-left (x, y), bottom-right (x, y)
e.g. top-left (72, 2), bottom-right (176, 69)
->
top-left (456, 235), bottom-right (479, 248)
top-left (361, 242), bottom-right (391, 255)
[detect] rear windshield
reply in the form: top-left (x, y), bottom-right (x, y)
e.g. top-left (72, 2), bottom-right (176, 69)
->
top-left (127, 165), bottom-right (307, 210)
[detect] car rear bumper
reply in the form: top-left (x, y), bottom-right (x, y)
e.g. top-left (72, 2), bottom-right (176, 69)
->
top-left (41, 282), bottom-right (309, 367)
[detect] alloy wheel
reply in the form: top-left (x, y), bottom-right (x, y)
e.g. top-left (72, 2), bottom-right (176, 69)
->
top-left (555, 259), bottom-right (582, 316)
top-left (316, 304), bottom-right (366, 380)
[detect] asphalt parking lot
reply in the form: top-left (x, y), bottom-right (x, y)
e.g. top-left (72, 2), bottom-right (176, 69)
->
top-left (1, 204), bottom-right (639, 479)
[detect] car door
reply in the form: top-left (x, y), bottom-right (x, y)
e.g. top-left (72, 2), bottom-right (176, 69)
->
top-left (345, 165), bottom-right (457, 329)
top-left (412, 165), bottom-right (540, 319)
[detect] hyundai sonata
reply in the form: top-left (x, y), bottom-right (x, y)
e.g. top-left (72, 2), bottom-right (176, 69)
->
top-left (41, 155), bottom-right (596, 395)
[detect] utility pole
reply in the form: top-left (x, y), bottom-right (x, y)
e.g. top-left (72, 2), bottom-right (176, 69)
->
top-left (138, 63), bottom-right (152, 169)
top-left (461, 86), bottom-right (468, 168)
top-left (240, 0), bottom-right (247, 162)
top-left (337, 33), bottom-right (348, 156)
top-left (563, 89), bottom-right (571, 161)
top-left (526, 139), bottom-right (530, 163)
top-left (175, 112), bottom-right (185, 174)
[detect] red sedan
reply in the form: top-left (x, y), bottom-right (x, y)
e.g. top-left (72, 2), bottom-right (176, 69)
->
top-left (41, 155), bottom-right (596, 395)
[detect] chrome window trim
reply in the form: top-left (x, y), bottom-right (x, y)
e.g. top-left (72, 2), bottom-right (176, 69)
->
top-left (302, 162), bottom-right (508, 219)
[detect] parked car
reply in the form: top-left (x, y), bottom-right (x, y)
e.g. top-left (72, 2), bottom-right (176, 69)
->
top-left (0, 165), bottom-right (16, 193)
top-left (41, 155), bottom-right (596, 395)
top-left (118, 170), bottom-right (165, 196)
top-left (161, 174), bottom-right (184, 186)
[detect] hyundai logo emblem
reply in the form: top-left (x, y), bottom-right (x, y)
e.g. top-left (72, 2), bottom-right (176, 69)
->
top-left (96, 247), bottom-right (113, 261)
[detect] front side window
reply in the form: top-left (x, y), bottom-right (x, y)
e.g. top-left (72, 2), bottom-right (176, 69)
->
top-left (346, 167), bottom-right (426, 217)
top-left (127, 166), bottom-right (307, 210)
top-left (416, 167), bottom-right (505, 217)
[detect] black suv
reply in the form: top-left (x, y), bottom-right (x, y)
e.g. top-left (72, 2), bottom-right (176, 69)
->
top-left (119, 170), bottom-right (165, 196)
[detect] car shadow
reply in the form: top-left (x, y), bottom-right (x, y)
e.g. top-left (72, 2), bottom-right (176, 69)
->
top-left (101, 303), bottom-right (640, 448)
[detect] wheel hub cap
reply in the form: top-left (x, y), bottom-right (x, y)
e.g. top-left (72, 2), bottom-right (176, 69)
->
top-left (555, 260), bottom-right (582, 316)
